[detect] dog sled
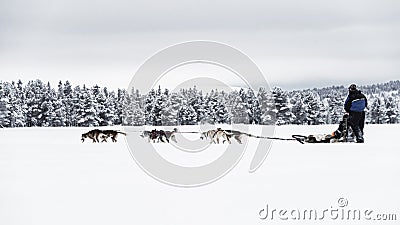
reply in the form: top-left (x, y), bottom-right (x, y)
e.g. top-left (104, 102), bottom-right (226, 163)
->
top-left (291, 114), bottom-right (357, 144)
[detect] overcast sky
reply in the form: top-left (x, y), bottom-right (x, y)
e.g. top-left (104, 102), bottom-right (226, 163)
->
top-left (0, 0), bottom-right (399, 91)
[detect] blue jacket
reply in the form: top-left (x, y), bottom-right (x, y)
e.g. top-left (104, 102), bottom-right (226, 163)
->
top-left (344, 90), bottom-right (367, 112)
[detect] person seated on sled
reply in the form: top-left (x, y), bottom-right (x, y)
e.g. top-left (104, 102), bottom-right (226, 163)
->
top-left (298, 114), bottom-right (353, 143)
top-left (343, 84), bottom-right (367, 143)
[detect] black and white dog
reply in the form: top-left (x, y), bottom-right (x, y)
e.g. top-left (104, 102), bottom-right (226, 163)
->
top-left (140, 128), bottom-right (177, 143)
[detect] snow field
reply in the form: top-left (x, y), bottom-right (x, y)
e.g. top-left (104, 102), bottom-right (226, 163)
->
top-left (0, 124), bottom-right (399, 225)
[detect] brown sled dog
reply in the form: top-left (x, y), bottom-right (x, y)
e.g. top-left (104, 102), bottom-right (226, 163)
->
top-left (81, 129), bottom-right (102, 143)
top-left (81, 129), bottom-right (126, 143)
top-left (100, 130), bottom-right (127, 142)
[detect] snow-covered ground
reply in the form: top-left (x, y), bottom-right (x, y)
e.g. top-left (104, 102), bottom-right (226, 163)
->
top-left (0, 124), bottom-right (399, 225)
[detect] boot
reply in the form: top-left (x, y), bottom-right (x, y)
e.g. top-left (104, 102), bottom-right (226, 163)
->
top-left (355, 129), bottom-right (364, 143)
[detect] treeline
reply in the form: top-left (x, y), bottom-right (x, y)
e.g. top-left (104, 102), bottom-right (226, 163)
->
top-left (0, 79), bottom-right (399, 127)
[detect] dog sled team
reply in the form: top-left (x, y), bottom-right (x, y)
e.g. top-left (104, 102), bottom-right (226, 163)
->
top-left (81, 84), bottom-right (367, 144)
top-left (81, 120), bottom-right (361, 144)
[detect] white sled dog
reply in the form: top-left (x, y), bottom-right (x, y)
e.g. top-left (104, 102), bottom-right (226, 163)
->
top-left (205, 128), bottom-right (264, 144)
top-left (200, 128), bottom-right (231, 144)
top-left (200, 129), bottom-right (217, 143)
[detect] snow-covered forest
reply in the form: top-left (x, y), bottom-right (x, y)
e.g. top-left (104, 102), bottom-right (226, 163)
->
top-left (0, 79), bottom-right (399, 127)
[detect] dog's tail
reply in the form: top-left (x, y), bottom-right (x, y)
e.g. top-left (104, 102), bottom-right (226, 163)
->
top-left (244, 133), bottom-right (266, 139)
top-left (117, 131), bottom-right (127, 136)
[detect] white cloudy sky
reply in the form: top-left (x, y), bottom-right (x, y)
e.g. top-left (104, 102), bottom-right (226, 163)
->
top-left (0, 0), bottom-right (399, 90)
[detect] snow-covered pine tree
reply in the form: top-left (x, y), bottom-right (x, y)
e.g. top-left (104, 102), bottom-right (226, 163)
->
top-left (122, 89), bottom-right (133, 125)
top-left (178, 99), bottom-right (197, 125)
top-left (368, 96), bottom-right (385, 124)
top-left (25, 80), bottom-right (46, 127)
top-left (246, 89), bottom-right (261, 124)
top-left (160, 88), bottom-right (178, 126)
top-left (144, 89), bottom-right (156, 125)
top-left (215, 101), bottom-right (231, 124)
top-left (131, 89), bottom-right (145, 126)
top-left (150, 86), bottom-right (165, 126)
top-left (76, 85), bottom-right (100, 127)
top-left (9, 80), bottom-right (27, 127)
top-left (103, 90), bottom-right (117, 126)
top-left (70, 85), bottom-right (82, 126)
top-left (114, 89), bottom-right (125, 125)
top-left (289, 91), bottom-right (307, 125)
top-left (92, 85), bottom-right (108, 126)
top-left (51, 96), bottom-right (66, 127)
top-left (325, 90), bottom-right (345, 124)
top-left (0, 82), bottom-right (11, 127)
top-left (302, 90), bottom-right (323, 125)
top-left (271, 87), bottom-right (294, 125)
top-left (40, 82), bottom-right (56, 127)
top-left (231, 90), bottom-right (247, 124)
top-left (203, 89), bottom-right (221, 124)
top-left (62, 81), bottom-right (74, 126)
top-left (228, 91), bottom-right (240, 124)
top-left (383, 95), bottom-right (399, 124)
top-left (186, 86), bottom-right (205, 124)
top-left (235, 88), bottom-right (249, 124)
top-left (195, 92), bottom-right (206, 123)
top-left (259, 88), bottom-right (276, 125)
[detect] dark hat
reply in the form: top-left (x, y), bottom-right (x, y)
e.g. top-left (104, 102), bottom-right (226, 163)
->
top-left (348, 84), bottom-right (357, 91)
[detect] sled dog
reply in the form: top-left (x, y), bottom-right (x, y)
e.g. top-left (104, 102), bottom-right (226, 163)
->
top-left (82, 129), bottom-right (126, 143)
top-left (200, 128), bottom-right (231, 144)
top-left (213, 128), bottom-right (231, 144)
top-left (223, 130), bottom-right (245, 144)
top-left (215, 129), bottom-right (267, 144)
top-left (81, 129), bottom-right (102, 143)
top-left (140, 129), bottom-right (175, 143)
top-left (200, 130), bottom-right (217, 144)
top-left (164, 128), bottom-right (178, 143)
top-left (99, 130), bottom-right (126, 142)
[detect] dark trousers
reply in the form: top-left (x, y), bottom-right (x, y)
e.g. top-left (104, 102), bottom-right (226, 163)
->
top-left (359, 111), bottom-right (365, 133)
top-left (349, 111), bottom-right (364, 143)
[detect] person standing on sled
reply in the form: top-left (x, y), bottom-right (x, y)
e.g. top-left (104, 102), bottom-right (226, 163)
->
top-left (344, 84), bottom-right (367, 143)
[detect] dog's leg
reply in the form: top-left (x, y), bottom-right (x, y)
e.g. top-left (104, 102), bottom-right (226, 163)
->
top-left (235, 136), bottom-right (242, 144)
top-left (227, 135), bottom-right (231, 144)
top-left (171, 135), bottom-right (177, 143)
top-left (165, 135), bottom-right (169, 143)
